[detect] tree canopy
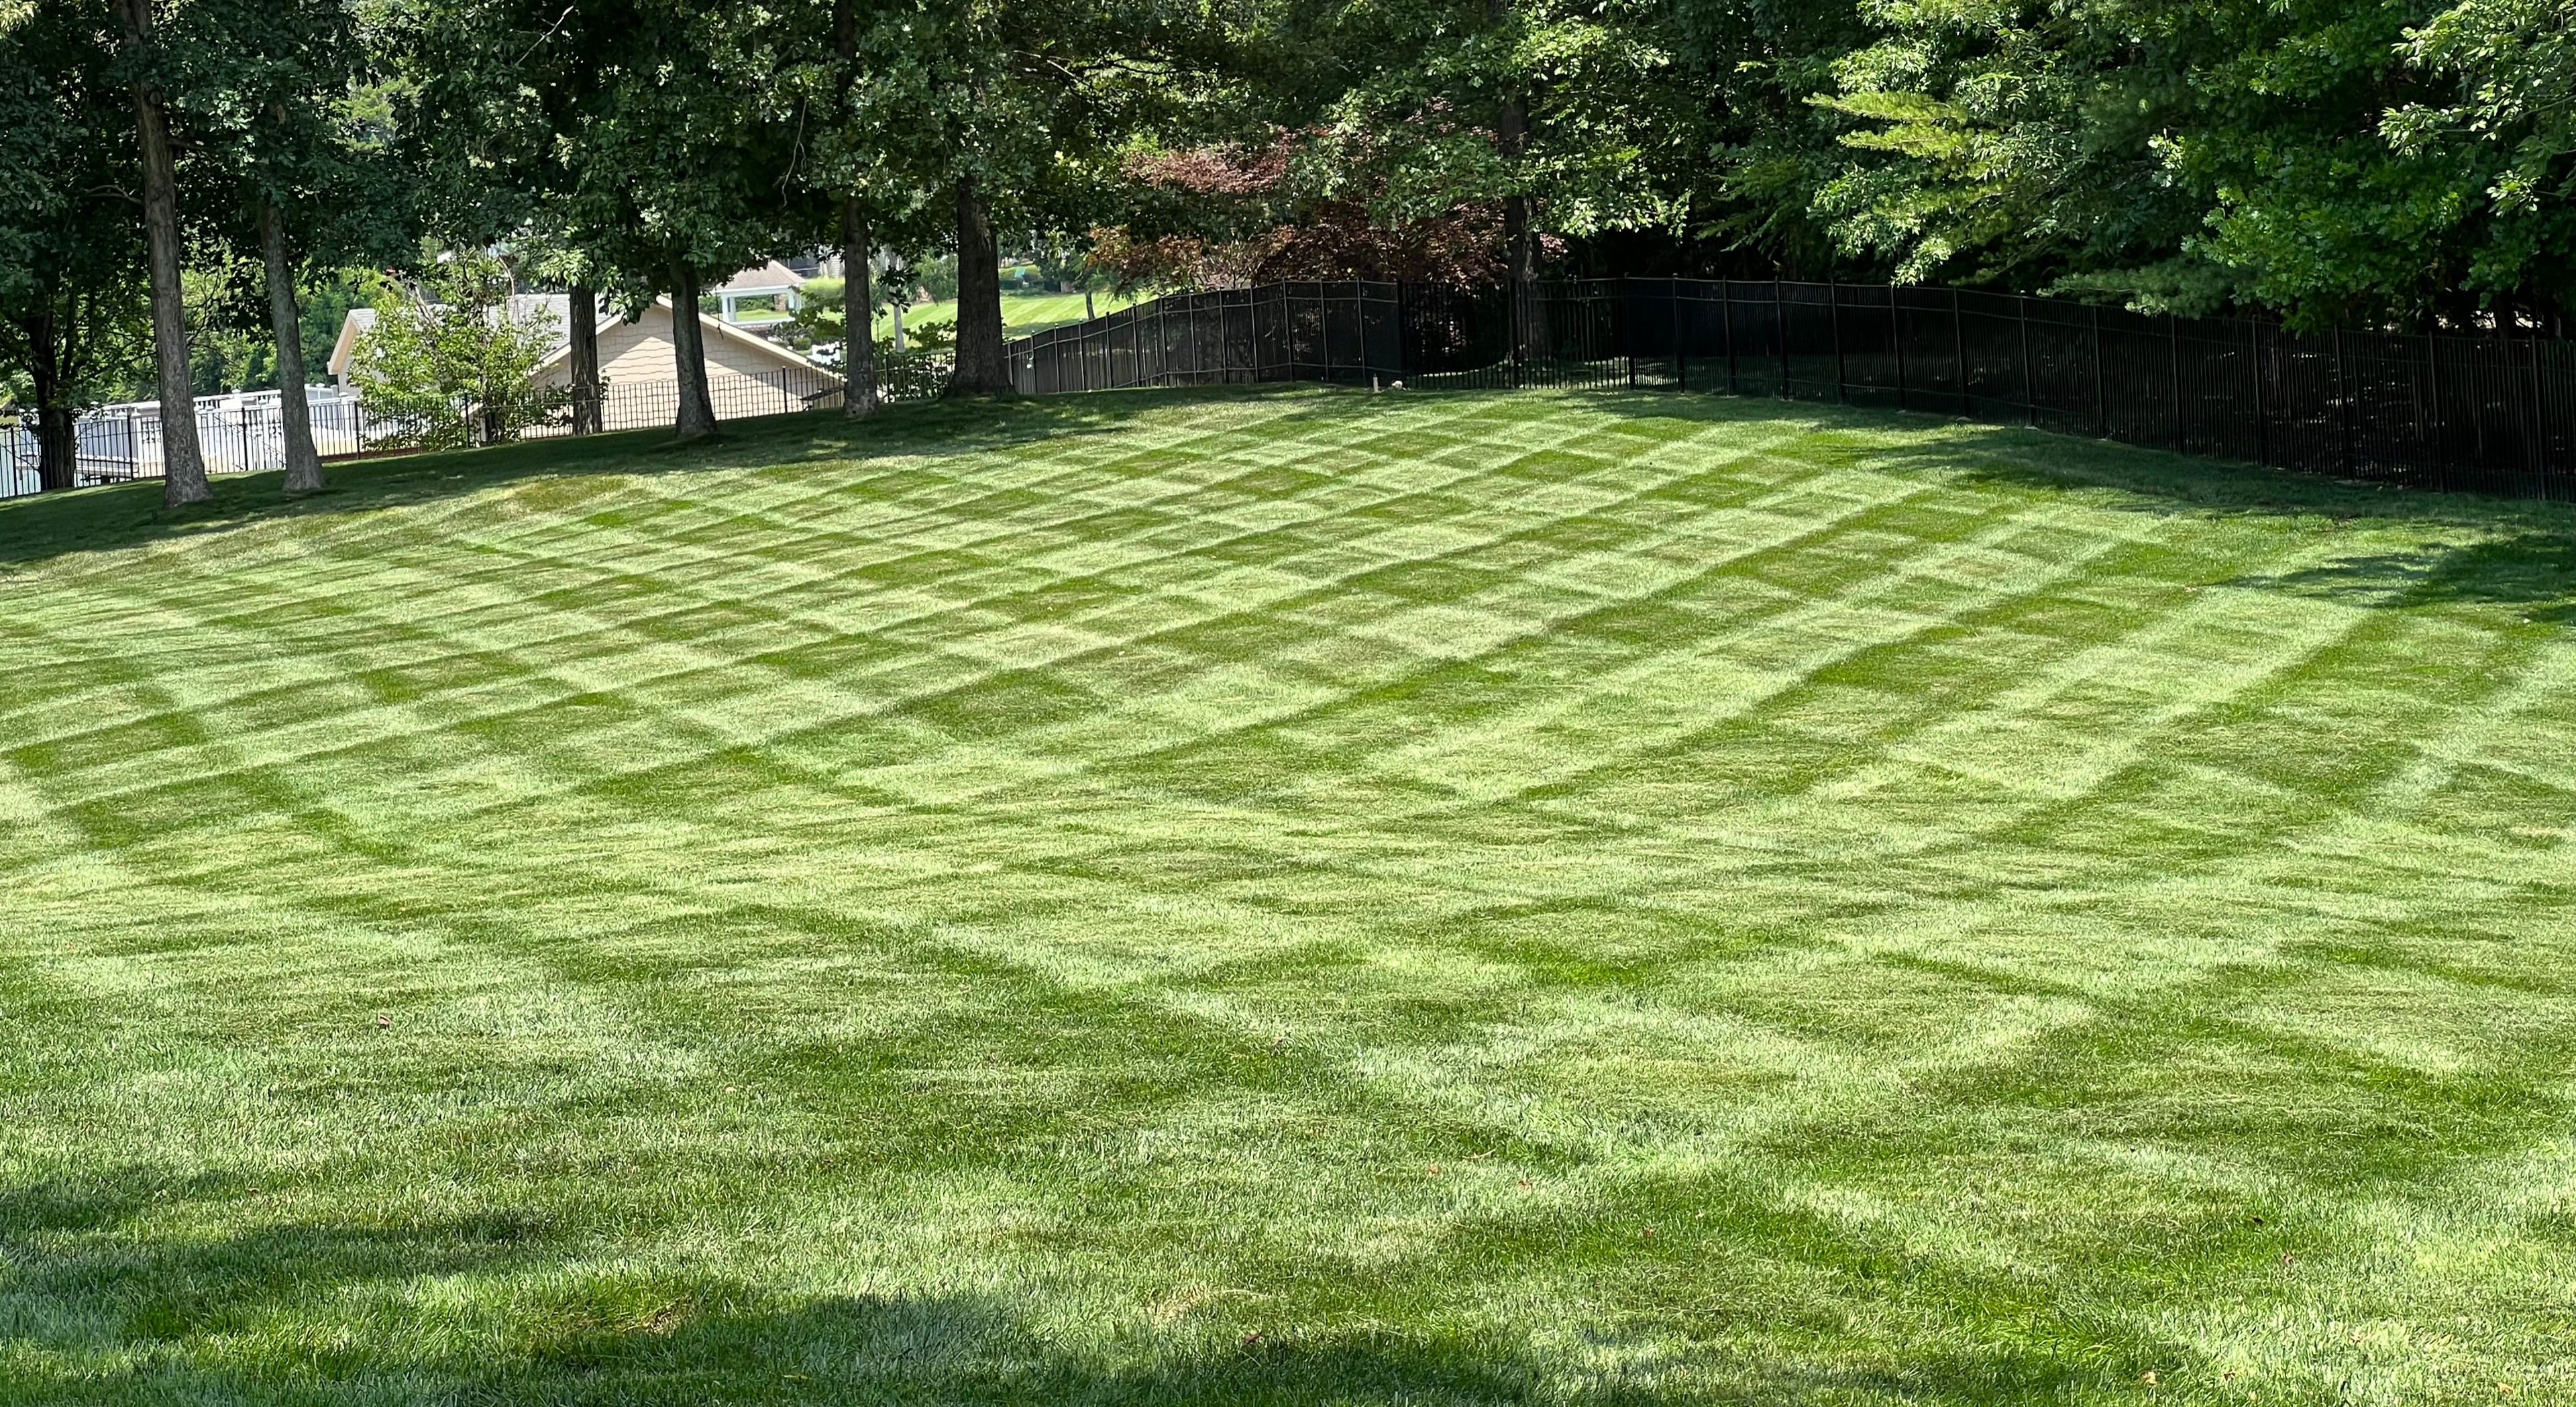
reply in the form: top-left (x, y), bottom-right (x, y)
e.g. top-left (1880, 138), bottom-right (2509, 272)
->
top-left (5, 0), bottom-right (2573, 487)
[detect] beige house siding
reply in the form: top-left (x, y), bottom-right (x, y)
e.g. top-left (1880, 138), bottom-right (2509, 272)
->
top-left (329, 294), bottom-right (839, 435)
top-left (530, 299), bottom-right (841, 429)
top-left (531, 300), bottom-right (822, 390)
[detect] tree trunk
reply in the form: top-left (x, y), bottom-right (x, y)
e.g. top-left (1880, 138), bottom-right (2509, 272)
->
top-left (841, 199), bottom-right (876, 417)
top-left (36, 401), bottom-right (77, 494)
top-left (1488, 0), bottom-right (1546, 364)
top-left (569, 284), bottom-right (602, 433)
top-left (117, 0), bottom-right (209, 508)
top-left (1495, 100), bottom-right (1548, 365)
top-left (832, 0), bottom-right (871, 418)
top-left (669, 260), bottom-right (716, 439)
top-left (259, 201), bottom-right (324, 492)
top-left (20, 308), bottom-right (76, 494)
top-left (947, 178), bottom-right (1009, 395)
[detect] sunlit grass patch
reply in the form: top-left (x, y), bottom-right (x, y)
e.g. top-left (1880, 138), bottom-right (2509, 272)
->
top-left (3, 386), bottom-right (2573, 1404)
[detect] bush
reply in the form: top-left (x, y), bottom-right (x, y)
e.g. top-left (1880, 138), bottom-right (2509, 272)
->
top-left (352, 248), bottom-right (571, 450)
top-left (875, 342), bottom-right (953, 401)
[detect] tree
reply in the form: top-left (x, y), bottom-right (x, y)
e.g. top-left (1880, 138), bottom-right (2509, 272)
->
top-left (841, 0), bottom-right (1230, 397)
top-left (1806, 0), bottom-right (2570, 327)
top-left (164, 0), bottom-right (402, 492)
top-left (382, 0), bottom-right (612, 435)
top-left (393, 0), bottom-right (809, 440)
top-left (349, 248), bottom-right (569, 449)
top-left (1283, 0), bottom-right (1690, 276)
top-left (0, 0), bottom-right (150, 493)
top-left (2381, 0), bottom-right (2576, 321)
top-left (1086, 131), bottom-right (1517, 290)
top-left (113, 0), bottom-right (211, 507)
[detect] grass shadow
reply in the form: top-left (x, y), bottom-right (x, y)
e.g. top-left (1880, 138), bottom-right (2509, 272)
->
top-left (1544, 386), bottom-right (2576, 624)
top-left (0, 1165), bottom-right (2210, 1406)
top-left (12, 381), bottom-right (2569, 588)
top-left (0, 385), bottom-right (1332, 573)
top-left (2222, 534), bottom-right (2576, 623)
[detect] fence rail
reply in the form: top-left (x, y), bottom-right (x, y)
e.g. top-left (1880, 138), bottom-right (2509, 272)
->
top-left (1011, 278), bottom-right (2576, 503)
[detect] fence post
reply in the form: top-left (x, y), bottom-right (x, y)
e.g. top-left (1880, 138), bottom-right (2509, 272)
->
top-left (1892, 287), bottom-right (1907, 412)
top-left (1830, 281), bottom-right (1846, 403)
top-left (2333, 327), bottom-right (2352, 476)
top-left (2532, 333), bottom-right (2551, 484)
top-left (1396, 281), bottom-right (1409, 385)
top-left (1951, 288), bottom-right (1968, 415)
top-left (1671, 276), bottom-right (1685, 391)
top-left (1722, 281), bottom-right (1737, 393)
top-left (2016, 295), bottom-right (2035, 427)
top-left (2090, 305), bottom-right (2105, 437)
top-left (1318, 287), bottom-right (1332, 385)
top-left (2426, 327), bottom-right (2444, 491)
top-left (2250, 321), bottom-right (2269, 468)
top-left (1511, 279), bottom-right (1524, 390)
top-left (2169, 314), bottom-right (2184, 454)
top-left (1774, 278), bottom-right (1789, 399)
top-left (1627, 278), bottom-right (1638, 389)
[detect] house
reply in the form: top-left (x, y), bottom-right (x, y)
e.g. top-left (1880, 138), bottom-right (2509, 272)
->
top-left (327, 282), bottom-right (841, 432)
top-left (325, 293), bottom-right (575, 391)
top-left (712, 260), bottom-right (811, 323)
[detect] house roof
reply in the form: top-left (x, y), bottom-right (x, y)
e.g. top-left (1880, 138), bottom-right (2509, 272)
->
top-left (330, 289), bottom-right (830, 383)
top-left (716, 260), bottom-right (810, 297)
top-left (523, 297), bottom-right (833, 379)
top-left (326, 295), bottom-right (573, 379)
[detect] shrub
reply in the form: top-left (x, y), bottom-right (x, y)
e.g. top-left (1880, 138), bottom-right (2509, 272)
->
top-left (352, 249), bottom-right (571, 450)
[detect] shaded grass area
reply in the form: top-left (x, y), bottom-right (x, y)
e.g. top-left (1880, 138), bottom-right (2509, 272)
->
top-left (2, 386), bottom-right (2573, 1404)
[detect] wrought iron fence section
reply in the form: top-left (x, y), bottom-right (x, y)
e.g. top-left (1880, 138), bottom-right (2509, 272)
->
top-left (1006, 276), bottom-right (2576, 501)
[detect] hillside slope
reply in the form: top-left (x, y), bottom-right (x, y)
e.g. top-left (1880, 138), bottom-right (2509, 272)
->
top-left (3, 388), bottom-right (2573, 1404)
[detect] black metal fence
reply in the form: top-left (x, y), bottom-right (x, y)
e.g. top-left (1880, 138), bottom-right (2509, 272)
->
top-left (1011, 278), bottom-right (2576, 502)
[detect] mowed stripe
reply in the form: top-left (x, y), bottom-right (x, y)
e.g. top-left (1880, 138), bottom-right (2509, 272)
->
top-left (1, 386), bottom-right (2573, 1404)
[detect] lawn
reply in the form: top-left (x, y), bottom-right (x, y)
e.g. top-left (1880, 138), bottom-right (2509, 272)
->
top-left (2, 386), bottom-right (2573, 1405)
top-left (874, 288), bottom-right (1143, 344)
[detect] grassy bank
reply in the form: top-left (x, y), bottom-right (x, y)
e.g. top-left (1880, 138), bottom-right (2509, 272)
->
top-left (2, 386), bottom-right (2573, 1404)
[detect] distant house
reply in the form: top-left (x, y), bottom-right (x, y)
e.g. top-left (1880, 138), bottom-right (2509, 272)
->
top-left (326, 280), bottom-right (841, 432)
top-left (712, 260), bottom-right (812, 323)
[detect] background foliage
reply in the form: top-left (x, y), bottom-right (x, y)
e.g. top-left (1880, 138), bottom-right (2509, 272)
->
top-left (5, 0), bottom-right (2573, 456)
top-left (348, 249), bottom-right (569, 448)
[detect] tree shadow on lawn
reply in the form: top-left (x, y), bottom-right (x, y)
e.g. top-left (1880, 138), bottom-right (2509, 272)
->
top-left (1564, 388), bottom-right (2576, 625)
top-left (1545, 386), bottom-right (2576, 531)
top-left (1911, 421), bottom-right (2576, 623)
top-left (0, 1165), bottom-right (2188, 1406)
top-left (0, 385), bottom-right (1323, 573)
top-left (13, 380), bottom-right (2567, 623)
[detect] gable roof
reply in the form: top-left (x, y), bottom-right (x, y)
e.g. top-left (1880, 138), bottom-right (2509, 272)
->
top-left (326, 295), bottom-right (576, 380)
top-left (331, 294), bottom-right (832, 384)
top-left (716, 260), bottom-right (810, 297)
top-left (523, 297), bottom-right (834, 380)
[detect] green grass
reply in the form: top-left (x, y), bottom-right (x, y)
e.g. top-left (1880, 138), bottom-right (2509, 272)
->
top-left (876, 288), bottom-right (1144, 343)
top-left (3, 387), bottom-right (2574, 1406)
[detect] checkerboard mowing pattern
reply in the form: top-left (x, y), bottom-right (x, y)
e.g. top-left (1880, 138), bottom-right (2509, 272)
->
top-left (3, 386), bottom-right (2574, 1404)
